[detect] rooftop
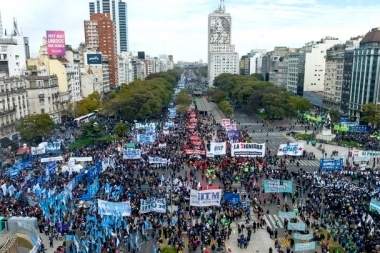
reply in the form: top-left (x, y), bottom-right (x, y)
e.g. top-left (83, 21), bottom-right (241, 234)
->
top-left (360, 28), bottom-right (380, 44)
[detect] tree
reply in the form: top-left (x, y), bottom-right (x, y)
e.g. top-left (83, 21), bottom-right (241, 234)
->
top-left (16, 114), bottom-right (55, 142)
top-left (176, 104), bottom-right (188, 116)
top-left (218, 100), bottom-right (234, 116)
top-left (174, 89), bottom-right (191, 106)
top-left (290, 96), bottom-right (312, 113)
top-left (113, 122), bottom-right (128, 137)
top-left (67, 91), bottom-right (102, 118)
top-left (198, 66), bottom-right (207, 77)
top-left (210, 90), bottom-right (228, 103)
top-left (361, 103), bottom-right (380, 126)
top-left (81, 120), bottom-right (103, 140)
top-left (250, 73), bottom-right (264, 81)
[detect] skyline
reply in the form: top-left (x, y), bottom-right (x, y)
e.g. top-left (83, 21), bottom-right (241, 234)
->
top-left (1, 0), bottom-right (380, 62)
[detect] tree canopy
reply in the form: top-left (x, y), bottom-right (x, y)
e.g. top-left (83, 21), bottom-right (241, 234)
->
top-left (103, 69), bottom-right (180, 121)
top-left (214, 73), bottom-right (311, 119)
top-left (362, 103), bottom-right (380, 126)
top-left (16, 113), bottom-right (55, 142)
top-left (67, 91), bottom-right (102, 118)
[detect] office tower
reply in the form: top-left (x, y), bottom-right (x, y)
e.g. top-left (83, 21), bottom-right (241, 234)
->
top-left (207, 0), bottom-right (239, 86)
top-left (89, 0), bottom-right (128, 53)
top-left (84, 13), bottom-right (117, 87)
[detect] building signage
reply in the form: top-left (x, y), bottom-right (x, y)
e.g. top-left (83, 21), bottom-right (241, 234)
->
top-left (46, 31), bottom-right (66, 56)
top-left (190, 189), bottom-right (222, 207)
top-left (231, 142), bottom-right (265, 157)
top-left (86, 53), bottom-right (102, 65)
top-left (277, 143), bottom-right (303, 156)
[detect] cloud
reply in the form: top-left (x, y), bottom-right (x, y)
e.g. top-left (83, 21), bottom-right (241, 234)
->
top-left (0, 0), bottom-right (379, 62)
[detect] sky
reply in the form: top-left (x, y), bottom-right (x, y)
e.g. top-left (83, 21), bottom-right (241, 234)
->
top-left (1, 0), bottom-right (380, 62)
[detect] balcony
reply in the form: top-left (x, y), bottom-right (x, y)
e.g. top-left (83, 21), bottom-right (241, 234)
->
top-left (0, 107), bottom-right (16, 116)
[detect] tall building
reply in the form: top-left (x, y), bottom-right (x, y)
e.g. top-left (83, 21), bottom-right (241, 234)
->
top-left (287, 49), bottom-right (306, 96)
top-left (207, 1), bottom-right (239, 86)
top-left (89, 0), bottom-right (128, 53)
top-left (341, 37), bottom-right (362, 115)
top-left (0, 11), bottom-right (3, 38)
top-left (240, 49), bottom-right (266, 76)
top-left (84, 13), bottom-right (117, 87)
top-left (349, 28), bottom-right (380, 118)
top-left (322, 44), bottom-right (345, 111)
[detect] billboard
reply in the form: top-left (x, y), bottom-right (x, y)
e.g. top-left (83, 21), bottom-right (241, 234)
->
top-left (86, 53), bottom-right (102, 65)
top-left (46, 31), bottom-right (66, 56)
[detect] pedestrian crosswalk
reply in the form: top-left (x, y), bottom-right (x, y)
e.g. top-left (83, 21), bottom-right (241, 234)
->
top-left (248, 132), bottom-right (284, 137)
top-left (264, 214), bottom-right (303, 229)
top-left (285, 160), bottom-right (320, 167)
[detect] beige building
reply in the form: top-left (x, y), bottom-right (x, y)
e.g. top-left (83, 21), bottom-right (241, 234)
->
top-left (24, 71), bottom-right (60, 123)
top-left (0, 77), bottom-right (28, 140)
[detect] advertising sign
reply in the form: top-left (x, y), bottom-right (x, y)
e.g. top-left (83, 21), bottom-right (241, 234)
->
top-left (370, 198), bottom-right (380, 213)
top-left (294, 242), bottom-right (316, 252)
top-left (278, 210), bottom-right (297, 218)
top-left (140, 198), bottom-right (166, 213)
top-left (97, 199), bottom-right (132, 216)
top-left (46, 31), bottom-right (66, 56)
top-left (190, 189), bottom-right (222, 207)
top-left (86, 53), bottom-right (102, 65)
top-left (231, 143), bottom-right (265, 157)
top-left (293, 233), bottom-right (314, 240)
top-left (263, 180), bottom-right (293, 193)
top-left (208, 142), bottom-right (227, 156)
top-left (148, 157), bottom-right (168, 164)
top-left (349, 125), bottom-right (370, 133)
top-left (319, 158), bottom-right (344, 171)
top-left (277, 143), bottom-right (303, 156)
top-left (287, 222), bottom-right (307, 231)
top-left (123, 149), bottom-right (141, 159)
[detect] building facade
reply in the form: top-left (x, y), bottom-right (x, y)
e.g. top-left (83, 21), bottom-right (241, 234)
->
top-left (323, 44), bottom-right (345, 111)
top-left (207, 3), bottom-right (239, 86)
top-left (303, 37), bottom-right (341, 92)
top-left (0, 77), bottom-right (28, 140)
top-left (89, 0), bottom-right (128, 53)
top-left (240, 49), bottom-right (266, 76)
top-left (0, 35), bottom-right (29, 78)
top-left (24, 72), bottom-right (60, 123)
top-left (84, 13), bottom-right (117, 88)
top-left (349, 28), bottom-right (380, 118)
top-left (287, 49), bottom-right (306, 96)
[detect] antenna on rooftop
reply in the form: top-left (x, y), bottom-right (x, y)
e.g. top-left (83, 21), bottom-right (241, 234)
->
top-left (219, 0), bottom-right (225, 11)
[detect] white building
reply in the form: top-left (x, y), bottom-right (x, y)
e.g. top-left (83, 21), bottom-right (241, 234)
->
top-left (0, 77), bottom-right (28, 139)
top-left (0, 35), bottom-right (29, 78)
top-left (303, 37), bottom-right (341, 92)
top-left (24, 71), bottom-right (60, 123)
top-left (207, 3), bottom-right (239, 86)
top-left (118, 52), bottom-right (134, 85)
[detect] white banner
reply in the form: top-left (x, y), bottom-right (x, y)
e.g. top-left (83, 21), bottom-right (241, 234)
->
top-left (224, 124), bottom-right (237, 131)
top-left (31, 146), bottom-right (45, 155)
top-left (135, 122), bottom-right (156, 129)
top-left (221, 119), bottom-right (230, 126)
top-left (137, 134), bottom-right (155, 143)
top-left (277, 143), bottom-right (304, 156)
top-left (40, 156), bottom-right (64, 163)
top-left (98, 199), bottom-right (132, 216)
top-left (123, 149), bottom-right (141, 159)
top-left (70, 157), bottom-right (93, 162)
top-left (190, 189), bottom-right (222, 207)
top-left (158, 143), bottom-right (167, 149)
top-left (140, 198), bottom-right (166, 213)
top-left (231, 143), bottom-right (265, 157)
top-left (148, 157), bottom-right (168, 164)
top-left (209, 142), bottom-right (227, 155)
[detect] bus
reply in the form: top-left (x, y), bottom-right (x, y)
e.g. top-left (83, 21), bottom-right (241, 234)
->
top-left (73, 112), bottom-right (97, 127)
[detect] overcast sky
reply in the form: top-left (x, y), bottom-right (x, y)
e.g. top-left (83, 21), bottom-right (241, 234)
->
top-left (1, 0), bottom-right (380, 62)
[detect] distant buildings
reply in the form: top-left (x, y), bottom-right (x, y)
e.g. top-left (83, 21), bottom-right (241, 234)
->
top-left (207, 2), bottom-right (239, 86)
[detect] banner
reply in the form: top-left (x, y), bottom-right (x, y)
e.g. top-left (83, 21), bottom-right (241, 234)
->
top-left (31, 146), bottom-right (45, 155)
top-left (41, 156), bottom-right (63, 163)
top-left (221, 119), bottom-right (230, 126)
top-left (123, 149), bottom-right (141, 159)
top-left (46, 162), bottom-right (56, 175)
top-left (231, 143), bottom-right (265, 157)
top-left (137, 134), bottom-right (155, 143)
top-left (208, 142), bottom-right (227, 156)
top-left (224, 124), bottom-right (237, 131)
top-left (140, 198), bottom-right (166, 213)
top-left (349, 125), bottom-right (370, 133)
top-left (224, 193), bottom-right (240, 205)
top-left (293, 233), bottom-right (314, 240)
top-left (263, 180), bottom-right (293, 193)
top-left (184, 149), bottom-right (206, 155)
top-left (278, 210), bottom-right (297, 218)
top-left (70, 157), bottom-right (93, 162)
top-left (370, 198), bottom-right (380, 213)
top-left (165, 121), bottom-right (175, 127)
top-left (294, 242), bottom-right (316, 251)
top-left (97, 199), bottom-right (132, 216)
top-left (190, 189), bottom-right (222, 207)
top-left (277, 143), bottom-right (304, 156)
top-left (87, 177), bottom-right (99, 198)
top-left (287, 222), bottom-right (307, 231)
top-left (135, 122), bottom-right (156, 129)
top-left (227, 130), bottom-right (240, 140)
top-left (45, 142), bottom-right (61, 153)
top-left (158, 143), bottom-right (167, 149)
top-left (148, 157), bottom-right (168, 164)
top-left (319, 158), bottom-right (343, 171)
top-left (359, 151), bottom-right (380, 158)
